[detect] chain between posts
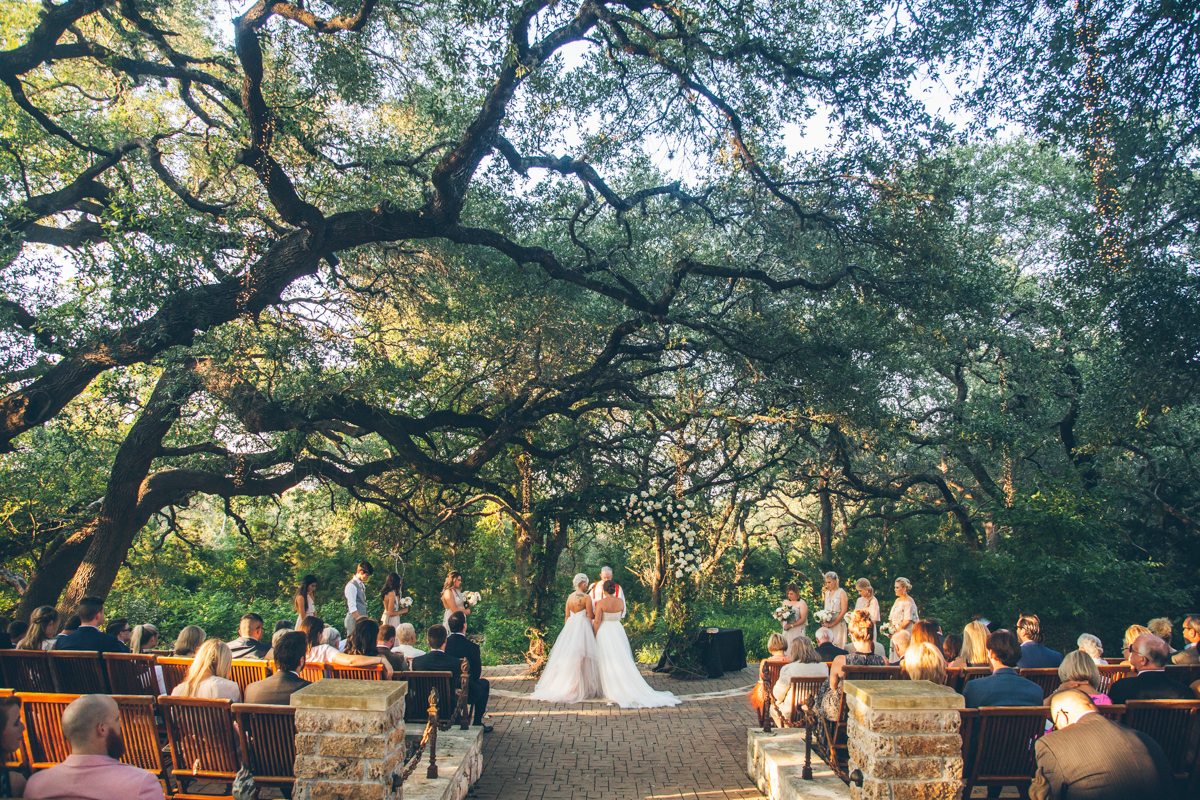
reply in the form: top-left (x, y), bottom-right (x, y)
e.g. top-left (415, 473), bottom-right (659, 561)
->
top-left (396, 688), bottom-right (439, 786)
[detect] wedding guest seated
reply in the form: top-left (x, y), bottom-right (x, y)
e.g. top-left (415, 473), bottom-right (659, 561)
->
top-left (1016, 613), bottom-right (1062, 668)
top-left (17, 606), bottom-right (59, 651)
top-left (227, 613), bottom-right (270, 660)
top-left (943, 634), bottom-right (962, 665)
top-left (244, 632), bottom-right (310, 705)
top-left (129, 623), bottom-right (166, 693)
top-left (1174, 615), bottom-right (1200, 665)
top-left (773, 636), bottom-right (829, 706)
top-left (55, 597), bottom-right (130, 654)
top-left (813, 610), bottom-right (884, 720)
top-left (963, 630), bottom-right (1044, 708)
top-left (1051, 650), bottom-right (1110, 705)
top-left (445, 612), bottom-right (492, 731)
top-left (172, 625), bottom-right (206, 657)
top-left (1147, 617), bottom-right (1177, 655)
top-left (1076, 633), bottom-right (1104, 665)
top-left (1120, 624), bottom-right (1151, 664)
top-left (764, 632), bottom-right (790, 664)
top-left (105, 618), bottom-right (132, 646)
top-left (1, 696), bottom-right (27, 797)
top-left (55, 615), bottom-right (80, 643)
top-left (376, 624), bottom-right (409, 672)
top-left (262, 626), bottom-right (291, 662)
top-left (320, 626), bottom-right (342, 652)
top-left (903, 642), bottom-right (947, 684)
top-left (299, 615), bottom-right (393, 676)
top-left (888, 629), bottom-right (911, 665)
top-left (24, 694), bottom-right (165, 799)
top-left (1031, 689), bottom-right (1173, 799)
top-left (911, 619), bottom-right (942, 651)
top-left (392, 622), bottom-right (426, 660)
top-left (813, 626), bottom-right (847, 662)
top-left (1108, 634), bottom-right (1193, 704)
top-left (171, 639), bottom-right (242, 702)
top-left (274, 620), bottom-right (294, 633)
top-left (7, 620), bottom-right (28, 646)
top-left (952, 621), bottom-right (990, 668)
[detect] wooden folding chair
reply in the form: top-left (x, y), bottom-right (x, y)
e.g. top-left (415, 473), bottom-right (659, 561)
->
top-left (1096, 664), bottom-right (1132, 695)
top-left (114, 695), bottom-right (170, 795)
top-left (159, 696), bottom-right (241, 799)
top-left (233, 703), bottom-right (297, 795)
top-left (398, 671), bottom-right (456, 723)
top-left (157, 657), bottom-right (193, 695)
top-left (1096, 703), bottom-right (1125, 721)
top-left (49, 651), bottom-right (109, 694)
top-left (960, 667), bottom-right (991, 693)
top-left (328, 663), bottom-right (386, 680)
top-left (104, 653), bottom-right (160, 696)
top-left (1122, 699), bottom-right (1200, 786)
top-left (962, 706), bottom-right (1050, 797)
top-left (1018, 668), bottom-right (1060, 700)
top-left (17, 692), bottom-right (78, 769)
top-left (228, 659), bottom-right (272, 694)
top-left (298, 663), bottom-right (328, 683)
top-left (0, 651), bottom-right (55, 693)
top-left (786, 676), bottom-right (826, 727)
top-left (842, 665), bottom-right (901, 682)
top-left (756, 659), bottom-right (786, 727)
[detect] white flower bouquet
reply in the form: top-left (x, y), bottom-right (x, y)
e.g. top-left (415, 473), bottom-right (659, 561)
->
top-left (771, 606), bottom-right (798, 625)
top-left (625, 488), bottom-right (703, 580)
top-left (879, 621), bottom-right (896, 637)
top-left (399, 596), bottom-right (414, 609)
top-left (814, 609), bottom-right (836, 625)
top-left (464, 591), bottom-right (482, 608)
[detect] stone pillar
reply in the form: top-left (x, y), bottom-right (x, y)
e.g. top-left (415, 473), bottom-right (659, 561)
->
top-left (292, 679), bottom-right (407, 800)
top-left (843, 679), bottom-right (964, 800)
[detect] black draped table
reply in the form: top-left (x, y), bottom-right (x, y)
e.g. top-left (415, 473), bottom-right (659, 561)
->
top-left (654, 627), bottom-right (746, 678)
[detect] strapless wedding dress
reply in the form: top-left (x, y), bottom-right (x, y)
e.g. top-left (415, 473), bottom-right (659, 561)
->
top-left (530, 610), bottom-right (601, 703)
top-left (594, 612), bottom-right (680, 709)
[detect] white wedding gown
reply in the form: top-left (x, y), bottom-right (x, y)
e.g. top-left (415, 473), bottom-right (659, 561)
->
top-left (530, 610), bottom-right (602, 703)
top-left (594, 610), bottom-right (680, 709)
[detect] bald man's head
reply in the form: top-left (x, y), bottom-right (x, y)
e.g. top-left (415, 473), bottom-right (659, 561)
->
top-left (61, 694), bottom-right (124, 758)
top-left (1132, 633), bottom-right (1169, 669)
top-left (1050, 689), bottom-right (1096, 730)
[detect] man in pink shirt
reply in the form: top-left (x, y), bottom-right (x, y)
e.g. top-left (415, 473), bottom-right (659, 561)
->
top-left (24, 694), bottom-right (164, 800)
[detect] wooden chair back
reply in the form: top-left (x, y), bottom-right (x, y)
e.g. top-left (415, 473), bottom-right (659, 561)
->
top-left (1096, 703), bottom-right (1125, 721)
top-left (328, 663), bottom-right (386, 680)
top-left (233, 703), bottom-right (297, 789)
top-left (228, 660), bottom-right (272, 694)
top-left (760, 659), bottom-right (785, 697)
top-left (114, 694), bottom-right (168, 792)
top-left (1096, 664), bottom-right (1132, 695)
top-left (0, 650), bottom-right (55, 692)
top-left (148, 649), bottom-right (174, 657)
top-left (398, 671), bottom-right (456, 722)
top-left (963, 706), bottom-right (1050, 794)
top-left (49, 651), bottom-right (109, 694)
top-left (18, 692), bottom-right (78, 769)
top-left (1122, 699), bottom-right (1200, 781)
top-left (1164, 664), bottom-right (1200, 686)
top-left (158, 657), bottom-right (193, 694)
top-left (1018, 668), bottom-right (1060, 699)
top-left (160, 696), bottom-right (241, 786)
top-left (299, 663), bottom-right (328, 683)
top-left (956, 667), bottom-right (991, 694)
top-left (104, 653), bottom-right (159, 696)
top-left (842, 665), bottom-right (901, 682)
top-left (787, 676), bottom-right (827, 726)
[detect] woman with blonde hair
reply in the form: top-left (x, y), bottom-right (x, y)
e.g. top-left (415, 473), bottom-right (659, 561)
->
top-left (17, 606), bottom-right (58, 650)
top-left (774, 637), bottom-right (829, 705)
top-left (887, 577), bottom-right (918, 635)
top-left (441, 570), bottom-right (468, 628)
top-left (173, 625), bottom-right (206, 657)
top-left (171, 639), bottom-right (241, 701)
top-left (903, 642), bottom-right (947, 684)
top-left (954, 621), bottom-right (990, 668)
top-left (766, 632), bottom-right (789, 662)
top-left (128, 623), bottom-right (159, 654)
top-left (780, 583), bottom-right (808, 647)
top-left (1077, 633), bottom-right (1104, 665)
top-left (853, 579), bottom-right (880, 646)
top-left (820, 572), bottom-right (849, 648)
top-left (1123, 625), bottom-right (1152, 663)
top-left (1053, 650), bottom-right (1111, 705)
top-left (530, 573), bottom-right (602, 703)
top-left (813, 609), bottom-right (886, 722)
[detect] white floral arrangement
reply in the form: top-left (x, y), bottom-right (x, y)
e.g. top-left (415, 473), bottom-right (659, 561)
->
top-left (623, 488), bottom-right (702, 578)
top-left (879, 621), bottom-right (896, 637)
top-left (399, 596), bottom-right (414, 609)
top-left (814, 609), bottom-right (836, 625)
top-left (771, 606), bottom-right (798, 625)
top-left (464, 591), bottom-right (482, 608)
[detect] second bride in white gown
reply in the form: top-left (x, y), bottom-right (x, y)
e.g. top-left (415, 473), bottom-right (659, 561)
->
top-left (592, 579), bottom-right (680, 709)
top-left (530, 574), bottom-right (602, 703)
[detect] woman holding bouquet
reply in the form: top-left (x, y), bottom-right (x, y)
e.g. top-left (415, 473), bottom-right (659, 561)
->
top-left (441, 570), bottom-right (469, 628)
top-left (854, 578), bottom-right (881, 647)
top-left (380, 572), bottom-right (408, 629)
top-left (820, 572), bottom-right (849, 648)
top-left (781, 583), bottom-right (809, 647)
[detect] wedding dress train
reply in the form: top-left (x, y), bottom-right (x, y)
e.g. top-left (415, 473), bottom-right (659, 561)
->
top-left (594, 611), bottom-right (680, 709)
top-left (530, 610), bottom-right (602, 703)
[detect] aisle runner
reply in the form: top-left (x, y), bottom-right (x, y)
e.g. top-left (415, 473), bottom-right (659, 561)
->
top-left (489, 683), bottom-right (756, 702)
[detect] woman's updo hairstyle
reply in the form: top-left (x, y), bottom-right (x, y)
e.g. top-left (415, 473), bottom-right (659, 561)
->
top-left (573, 573), bottom-right (589, 591)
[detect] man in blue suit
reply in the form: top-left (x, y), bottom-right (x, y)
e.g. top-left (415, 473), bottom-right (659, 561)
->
top-left (54, 597), bottom-right (130, 655)
top-left (964, 629), bottom-right (1044, 708)
top-left (1015, 614), bottom-right (1063, 669)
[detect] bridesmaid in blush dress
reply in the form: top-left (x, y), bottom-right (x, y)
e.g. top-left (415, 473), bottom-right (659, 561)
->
top-left (781, 582), bottom-right (809, 648)
top-left (821, 572), bottom-right (849, 649)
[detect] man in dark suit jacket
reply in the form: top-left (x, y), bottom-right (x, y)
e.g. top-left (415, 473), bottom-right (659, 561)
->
top-left (1031, 689), bottom-right (1173, 799)
top-left (963, 629), bottom-right (1045, 708)
top-left (228, 613), bottom-right (271, 660)
top-left (1016, 614), bottom-right (1063, 669)
top-left (244, 632), bottom-right (311, 705)
top-left (54, 597), bottom-right (130, 655)
top-left (444, 612), bottom-right (491, 731)
top-left (813, 627), bottom-right (848, 662)
top-left (1173, 615), bottom-right (1199, 665)
top-left (1109, 634), bottom-right (1194, 704)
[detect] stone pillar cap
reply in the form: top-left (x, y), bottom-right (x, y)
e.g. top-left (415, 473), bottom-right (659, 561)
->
top-left (291, 679), bottom-right (406, 711)
top-left (843, 680), bottom-right (965, 710)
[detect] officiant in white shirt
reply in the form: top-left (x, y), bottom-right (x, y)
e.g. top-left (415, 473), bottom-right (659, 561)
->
top-left (589, 566), bottom-right (625, 618)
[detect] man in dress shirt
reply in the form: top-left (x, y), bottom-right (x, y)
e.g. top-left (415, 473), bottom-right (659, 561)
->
top-left (244, 632), bottom-right (310, 705)
top-left (1015, 614), bottom-right (1063, 669)
top-left (589, 567), bottom-right (625, 618)
top-left (444, 612), bottom-right (491, 731)
top-left (1108, 633), bottom-right (1194, 703)
top-left (1030, 689), bottom-right (1172, 799)
top-left (343, 561), bottom-right (373, 636)
top-left (227, 613), bottom-right (271, 660)
top-left (963, 630), bottom-right (1045, 708)
top-left (24, 694), bottom-right (164, 800)
top-left (55, 598), bottom-right (129, 655)
top-left (1172, 614), bottom-right (1200, 665)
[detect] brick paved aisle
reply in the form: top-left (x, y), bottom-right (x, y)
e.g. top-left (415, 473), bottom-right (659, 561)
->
top-left (473, 664), bottom-right (766, 800)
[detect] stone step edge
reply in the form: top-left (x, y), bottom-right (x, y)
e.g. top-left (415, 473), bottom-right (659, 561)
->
top-left (746, 728), bottom-right (851, 800)
top-left (400, 724), bottom-right (484, 800)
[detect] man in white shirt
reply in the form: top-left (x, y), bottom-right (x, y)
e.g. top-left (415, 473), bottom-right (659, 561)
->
top-left (589, 566), bottom-right (625, 618)
top-left (344, 561), bottom-right (373, 635)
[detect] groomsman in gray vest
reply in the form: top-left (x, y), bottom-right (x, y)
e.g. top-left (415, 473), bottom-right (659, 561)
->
top-left (344, 561), bottom-right (373, 635)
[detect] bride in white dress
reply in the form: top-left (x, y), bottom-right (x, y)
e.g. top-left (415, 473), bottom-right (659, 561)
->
top-left (530, 574), bottom-right (602, 703)
top-left (592, 579), bottom-right (680, 709)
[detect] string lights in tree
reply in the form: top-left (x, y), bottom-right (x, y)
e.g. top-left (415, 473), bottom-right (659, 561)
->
top-left (1076, 0), bottom-right (1124, 271)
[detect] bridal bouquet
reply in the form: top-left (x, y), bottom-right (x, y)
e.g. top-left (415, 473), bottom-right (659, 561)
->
top-left (399, 597), bottom-right (414, 609)
top-left (814, 609), bottom-right (836, 625)
top-left (879, 621), bottom-right (896, 637)
top-left (771, 606), bottom-right (798, 625)
top-left (464, 591), bottom-right (482, 608)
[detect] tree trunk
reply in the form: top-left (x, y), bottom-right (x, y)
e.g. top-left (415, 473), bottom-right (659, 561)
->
top-left (56, 366), bottom-right (195, 614)
top-left (16, 527), bottom-right (94, 618)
